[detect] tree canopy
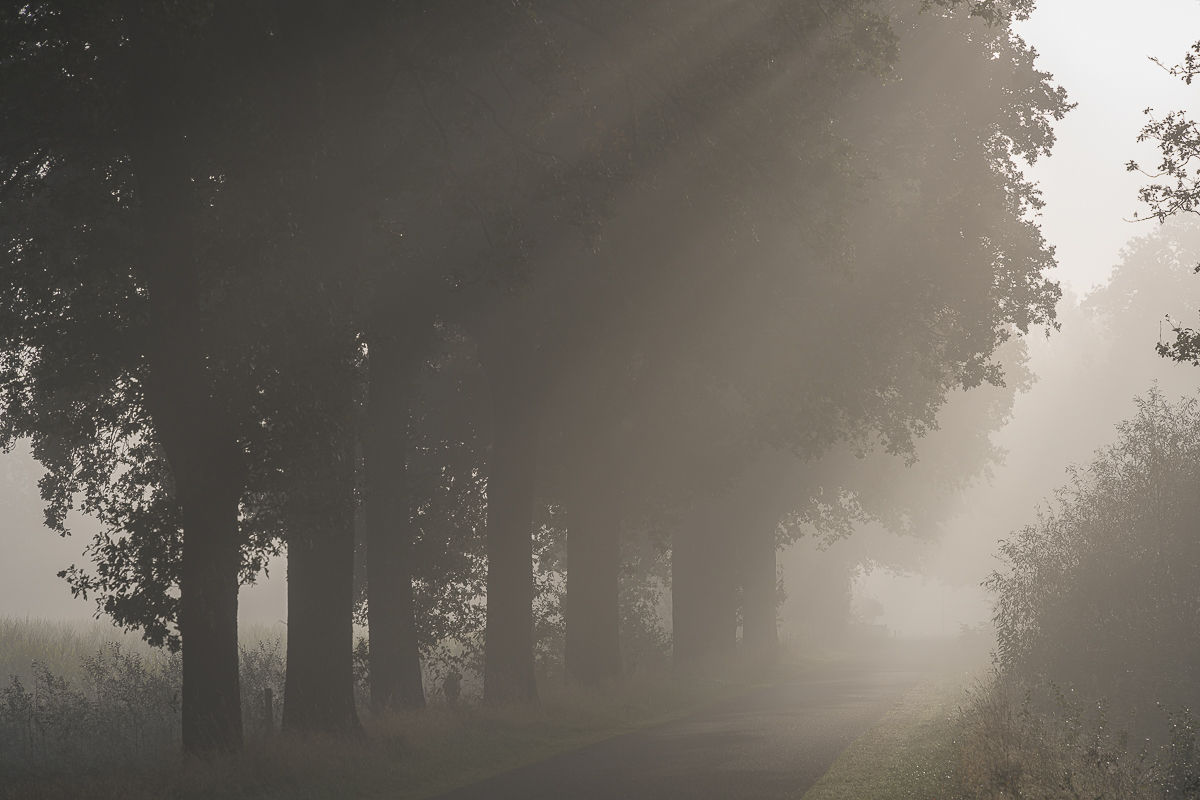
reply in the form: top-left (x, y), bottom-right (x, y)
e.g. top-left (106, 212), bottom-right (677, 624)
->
top-left (1, 0), bottom-right (1067, 751)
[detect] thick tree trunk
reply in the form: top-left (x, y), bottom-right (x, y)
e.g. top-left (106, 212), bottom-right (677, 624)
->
top-left (282, 418), bottom-right (364, 737)
top-left (269, 1), bottom-right (371, 738)
top-left (174, 473), bottom-right (244, 753)
top-left (672, 504), bottom-right (737, 674)
top-left (122, 3), bottom-right (244, 754)
top-left (477, 340), bottom-right (543, 705)
top-left (564, 450), bottom-right (623, 685)
top-left (364, 322), bottom-right (430, 712)
top-left (739, 519), bottom-right (779, 661)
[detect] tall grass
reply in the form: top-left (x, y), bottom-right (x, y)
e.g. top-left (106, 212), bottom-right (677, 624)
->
top-left (0, 616), bottom-right (289, 779)
top-left (0, 617), bottom-right (747, 800)
top-left (951, 673), bottom-right (1200, 800)
top-left (0, 617), bottom-right (153, 689)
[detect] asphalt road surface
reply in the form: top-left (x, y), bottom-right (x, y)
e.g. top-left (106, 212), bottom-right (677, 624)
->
top-left (435, 638), bottom-right (976, 800)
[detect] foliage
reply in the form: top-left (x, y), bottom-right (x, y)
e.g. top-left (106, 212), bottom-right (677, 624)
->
top-left (951, 675), bottom-right (1156, 800)
top-left (1129, 32), bottom-right (1200, 368)
top-left (989, 389), bottom-right (1200, 714)
top-left (1130, 37), bottom-right (1200, 224)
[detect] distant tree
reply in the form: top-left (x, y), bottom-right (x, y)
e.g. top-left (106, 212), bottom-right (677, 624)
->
top-left (643, 0), bottom-right (1064, 672)
top-left (388, 0), bottom-right (901, 700)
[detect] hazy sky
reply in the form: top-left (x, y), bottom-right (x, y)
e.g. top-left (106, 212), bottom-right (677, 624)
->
top-left (1015, 0), bottom-right (1200, 294)
top-left (3, 1), bottom-right (1200, 633)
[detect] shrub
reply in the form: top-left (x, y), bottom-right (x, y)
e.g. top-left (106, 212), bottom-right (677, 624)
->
top-left (0, 644), bottom-right (181, 775)
top-left (988, 389), bottom-right (1200, 716)
top-left (951, 673), bottom-right (1200, 800)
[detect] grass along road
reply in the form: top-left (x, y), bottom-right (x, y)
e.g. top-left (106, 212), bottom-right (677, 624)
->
top-left (803, 673), bottom-right (973, 800)
top-left (1, 614), bottom-right (829, 800)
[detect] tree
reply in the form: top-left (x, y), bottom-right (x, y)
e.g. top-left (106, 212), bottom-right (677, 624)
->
top-left (0, 1), bottom-right (275, 753)
top-left (467, 0), bottom-right (904, 690)
top-left (0, 0), bottom-right (384, 744)
top-left (363, 298), bottom-right (436, 712)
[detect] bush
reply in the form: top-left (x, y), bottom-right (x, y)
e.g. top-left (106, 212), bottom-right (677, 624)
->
top-left (989, 389), bottom-right (1200, 716)
top-left (0, 643), bottom-right (181, 775)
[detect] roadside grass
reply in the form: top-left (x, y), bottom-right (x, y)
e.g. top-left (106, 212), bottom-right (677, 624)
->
top-left (803, 673), bottom-right (969, 800)
top-left (2, 669), bottom-right (779, 800)
top-left (1, 617), bottom-right (830, 800)
top-left (234, 672), bottom-right (761, 800)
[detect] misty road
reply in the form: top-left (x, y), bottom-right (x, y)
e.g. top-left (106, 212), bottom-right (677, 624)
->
top-left (434, 640), bottom-right (965, 800)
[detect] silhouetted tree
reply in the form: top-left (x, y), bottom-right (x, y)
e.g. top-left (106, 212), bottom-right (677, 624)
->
top-left (0, 1), bottom-right (280, 753)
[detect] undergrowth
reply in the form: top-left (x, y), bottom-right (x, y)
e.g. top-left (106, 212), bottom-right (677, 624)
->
top-left (0, 616), bottom-right (754, 800)
top-left (951, 673), bottom-right (1200, 800)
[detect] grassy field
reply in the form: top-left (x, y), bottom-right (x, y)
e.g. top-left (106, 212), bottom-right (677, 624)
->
top-left (0, 616), bottom-right (158, 688)
top-left (802, 674), bottom-right (970, 800)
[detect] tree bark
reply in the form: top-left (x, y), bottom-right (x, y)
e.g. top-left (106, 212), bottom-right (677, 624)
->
top-left (477, 337), bottom-right (543, 705)
top-left (739, 519), bottom-right (779, 661)
top-left (364, 319), bottom-right (432, 712)
top-left (282, 401), bottom-right (364, 737)
top-left (564, 448), bottom-right (623, 685)
top-left (270, 1), bottom-right (369, 738)
top-left (672, 503), bottom-right (737, 675)
top-left (122, 1), bottom-right (245, 754)
top-left (174, 472), bottom-right (244, 753)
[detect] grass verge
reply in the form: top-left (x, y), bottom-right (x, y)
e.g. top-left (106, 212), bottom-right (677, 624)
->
top-left (802, 674), bottom-right (968, 800)
top-left (4, 650), bottom-right (830, 800)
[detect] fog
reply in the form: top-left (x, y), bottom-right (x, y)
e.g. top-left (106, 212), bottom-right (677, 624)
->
top-left (8, 0), bottom-right (1194, 637)
top-left (3, 0), bottom-right (1200, 796)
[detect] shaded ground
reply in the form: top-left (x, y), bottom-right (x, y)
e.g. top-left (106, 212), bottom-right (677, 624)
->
top-left (435, 637), bottom-right (982, 799)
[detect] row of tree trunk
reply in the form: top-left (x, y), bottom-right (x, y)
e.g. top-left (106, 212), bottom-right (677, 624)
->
top-left (363, 320), bottom-right (784, 710)
top-left (357, 316), bottom-right (787, 710)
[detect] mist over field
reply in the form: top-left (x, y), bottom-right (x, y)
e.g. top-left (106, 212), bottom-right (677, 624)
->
top-left (3, 1), bottom-right (1200, 798)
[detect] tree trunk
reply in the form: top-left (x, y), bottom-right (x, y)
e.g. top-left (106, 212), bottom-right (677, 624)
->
top-left (672, 503), bottom-right (737, 675)
top-left (282, 420), bottom-right (364, 737)
top-left (174, 474), bottom-right (244, 752)
top-left (739, 519), bottom-right (779, 661)
top-left (477, 339), bottom-right (543, 705)
top-left (564, 449), bottom-right (623, 685)
top-left (122, 2), bottom-right (245, 754)
top-left (364, 320), bottom-right (431, 712)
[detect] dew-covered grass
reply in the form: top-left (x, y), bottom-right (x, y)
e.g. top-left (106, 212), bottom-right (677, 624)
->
top-left (803, 674), bottom-right (967, 800)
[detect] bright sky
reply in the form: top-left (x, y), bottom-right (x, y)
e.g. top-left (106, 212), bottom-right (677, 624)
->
top-left (1014, 0), bottom-right (1200, 296)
